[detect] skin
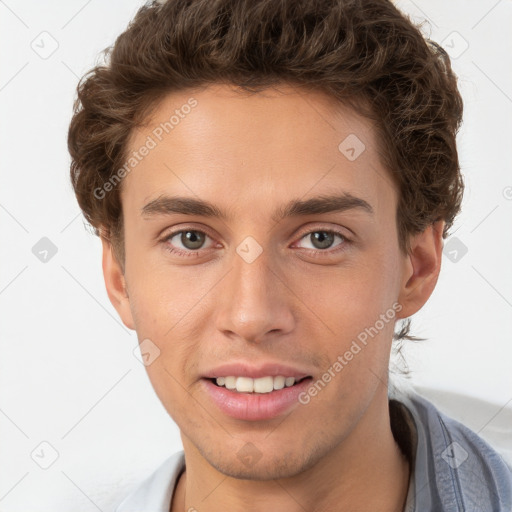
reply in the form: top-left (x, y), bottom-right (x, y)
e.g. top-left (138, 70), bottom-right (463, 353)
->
top-left (102, 83), bottom-right (444, 511)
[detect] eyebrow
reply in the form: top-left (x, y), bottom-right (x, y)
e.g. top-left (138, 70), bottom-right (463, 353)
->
top-left (141, 192), bottom-right (374, 223)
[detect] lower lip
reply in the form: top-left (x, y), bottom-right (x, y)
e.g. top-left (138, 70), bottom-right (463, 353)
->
top-left (201, 377), bottom-right (313, 421)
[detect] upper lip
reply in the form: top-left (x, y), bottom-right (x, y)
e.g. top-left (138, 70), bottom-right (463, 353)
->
top-left (202, 362), bottom-right (312, 379)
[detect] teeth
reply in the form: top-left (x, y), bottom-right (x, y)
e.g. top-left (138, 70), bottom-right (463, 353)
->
top-left (236, 377), bottom-right (254, 392)
top-left (273, 376), bottom-right (285, 390)
top-left (224, 376), bottom-right (237, 390)
top-left (214, 375), bottom-right (299, 393)
top-left (253, 376), bottom-right (273, 393)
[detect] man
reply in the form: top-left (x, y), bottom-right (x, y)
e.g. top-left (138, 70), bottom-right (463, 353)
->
top-left (67, 0), bottom-right (512, 510)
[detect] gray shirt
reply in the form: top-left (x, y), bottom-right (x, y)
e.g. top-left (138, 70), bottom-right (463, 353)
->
top-left (116, 385), bottom-right (512, 511)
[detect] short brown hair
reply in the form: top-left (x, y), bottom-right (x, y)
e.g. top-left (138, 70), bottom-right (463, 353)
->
top-left (67, 0), bottom-right (464, 343)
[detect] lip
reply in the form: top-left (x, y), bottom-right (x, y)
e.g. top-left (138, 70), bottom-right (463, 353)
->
top-left (201, 362), bottom-right (311, 379)
top-left (202, 376), bottom-right (313, 421)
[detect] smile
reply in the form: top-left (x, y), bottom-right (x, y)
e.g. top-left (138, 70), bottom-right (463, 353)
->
top-left (202, 376), bottom-right (313, 421)
top-left (212, 375), bottom-right (308, 393)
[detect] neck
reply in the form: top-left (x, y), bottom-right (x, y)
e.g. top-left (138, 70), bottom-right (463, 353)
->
top-left (171, 387), bottom-right (410, 512)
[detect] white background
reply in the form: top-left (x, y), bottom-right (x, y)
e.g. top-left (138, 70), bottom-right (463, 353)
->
top-left (1, 0), bottom-right (511, 510)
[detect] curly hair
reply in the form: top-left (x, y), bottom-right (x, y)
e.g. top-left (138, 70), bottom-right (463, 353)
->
top-left (67, 0), bottom-right (464, 344)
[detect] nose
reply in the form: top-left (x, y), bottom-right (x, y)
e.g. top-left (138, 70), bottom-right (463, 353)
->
top-left (214, 244), bottom-right (296, 344)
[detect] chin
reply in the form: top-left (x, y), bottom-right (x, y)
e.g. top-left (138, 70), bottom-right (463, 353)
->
top-left (202, 446), bottom-right (321, 481)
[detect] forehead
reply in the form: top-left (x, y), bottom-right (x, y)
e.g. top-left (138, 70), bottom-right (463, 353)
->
top-left (122, 83), bottom-right (396, 217)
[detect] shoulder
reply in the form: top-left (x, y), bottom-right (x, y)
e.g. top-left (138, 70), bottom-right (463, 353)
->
top-left (390, 379), bottom-right (512, 511)
top-left (115, 451), bottom-right (185, 512)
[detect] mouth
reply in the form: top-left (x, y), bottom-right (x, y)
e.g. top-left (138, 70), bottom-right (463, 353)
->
top-left (201, 376), bottom-right (314, 421)
top-left (207, 375), bottom-right (312, 394)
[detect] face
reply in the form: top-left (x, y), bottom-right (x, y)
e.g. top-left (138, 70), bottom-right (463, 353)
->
top-left (103, 83), bottom-right (442, 480)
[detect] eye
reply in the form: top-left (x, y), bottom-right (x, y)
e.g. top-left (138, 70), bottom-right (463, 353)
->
top-left (295, 229), bottom-right (348, 253)
top-left (162, 229), bottom-right (215, 257)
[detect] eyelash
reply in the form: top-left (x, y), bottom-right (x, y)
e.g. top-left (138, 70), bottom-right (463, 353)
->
top-left (160, 226), bottom-right (352, 259)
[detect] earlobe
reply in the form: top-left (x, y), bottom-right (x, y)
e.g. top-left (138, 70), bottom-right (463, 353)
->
top-left (101, 237), bottom-right (136, 330)
top-left (396, 220), bottom-right (445, 319)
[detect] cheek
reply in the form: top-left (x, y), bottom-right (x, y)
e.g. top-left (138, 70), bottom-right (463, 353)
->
top-left (125, 252), bottom-right (199, 332)
top-left (303, 248), bottom-right (402, 379)
top-left (351, 242), bottom-right (402, 310)
top-left (126, 268), bottom-right (199, 417)
top-left (124, 259), bottom-right (211, 377)
top-left (312, 252), bottom-right (400, 330)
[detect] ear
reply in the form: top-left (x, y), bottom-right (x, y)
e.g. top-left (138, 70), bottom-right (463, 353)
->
top-left (101, 237), bottom-right (135, 330)
top-left (396, 220), bottom-right (445, 319)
